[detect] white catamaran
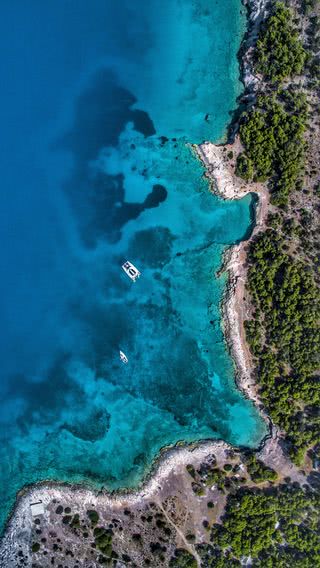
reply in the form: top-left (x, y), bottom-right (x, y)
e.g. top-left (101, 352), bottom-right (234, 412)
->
top-left (122, 261), bottom-right (141, 282)
top-left (119, 350), bottom-right (128, 364)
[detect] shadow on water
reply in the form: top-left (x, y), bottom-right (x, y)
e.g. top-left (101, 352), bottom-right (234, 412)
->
top-left (55, 68), bottom-right (162, 247)
top-left (6, 355), bottom-right (74, 426)
top-left (56, 69), bottom-right (155, 162)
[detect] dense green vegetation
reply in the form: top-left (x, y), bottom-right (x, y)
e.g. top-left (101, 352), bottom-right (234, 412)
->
top-left (245, 454), bottom-right (278, 483)
top-left (236, 2), bottom-right (309, 205)
top-left (245, 229), bottom-right (320, 462)
top-left (210, 485), bottom-right (320, 565)
top-left (94, 526), bottom-right (113, 557)
top-left (235, 153), bottom-right (254, 181)
top-left (216, 0), bottom-right (320, 560)
top-left (255, 2), bottom-right (307, 82)
top-left (87, 509), bottom-right (99, 525)
top-left (236, 90), bottom-right (307, 205)
top-left (197, 544), bottom-right (241, 567)
top-left (169, 548), bottom-right (197, 567)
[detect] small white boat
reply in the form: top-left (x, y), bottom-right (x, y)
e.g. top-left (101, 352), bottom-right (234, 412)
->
top-left (122, 261), bottom-right (141, 282)
top-left (119, 350), bottom-right (128, 364)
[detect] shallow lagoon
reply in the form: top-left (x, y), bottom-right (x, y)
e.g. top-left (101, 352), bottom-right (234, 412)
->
top-left (0, 0), bottom-right (266, 530)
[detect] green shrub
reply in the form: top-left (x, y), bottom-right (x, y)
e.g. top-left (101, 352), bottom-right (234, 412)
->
top-left (70, 513), bottom-right (80, 528)
top-left (245, 455), bottom-right (278, 483)
top-left (235, 153), bottom-right (254, 181)
top-left (186, 464), bottom-right (196, 478)
top-left (94, 527), bottom-right (113, 557)
top-left (87, 509), bottom-right (99, 525)
top-left (169, 548), bottom-right (197, 567)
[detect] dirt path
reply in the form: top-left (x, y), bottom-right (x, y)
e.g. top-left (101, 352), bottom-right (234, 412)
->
top-left (157, 499), bottom-right (202, 567)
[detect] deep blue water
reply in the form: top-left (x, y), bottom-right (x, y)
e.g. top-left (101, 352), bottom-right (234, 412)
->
top-left (0, 0), bottom-right (266, 530)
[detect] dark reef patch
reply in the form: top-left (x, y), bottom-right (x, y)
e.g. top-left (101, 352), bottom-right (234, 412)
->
top-left (56, 68), bottom-right (155, 162)
top-left (6, 355), bottom-right (74, 429)
top-left (127, 227), bottom-right (174, 268)
top-left (56, 68), bottom-right (157, 247)
top-left (63, 408), bottom-right (111, 442)
top-left (144, 184), bottom-right (168, 209)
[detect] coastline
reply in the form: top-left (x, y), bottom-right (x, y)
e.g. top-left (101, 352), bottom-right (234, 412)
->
top-left (193, 0), bottom-right (272, 416)
top-left (0, 0), bottom-right (280, 563)
top-left (0, 440), bottom-right (232, 565)
top-left (194, 139), bottom-right (269, 415)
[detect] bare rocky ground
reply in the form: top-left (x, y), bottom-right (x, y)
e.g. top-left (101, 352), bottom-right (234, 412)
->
top-left (1, 445), bottom-right (230, 568)
top-left (1, 434), bottom-right (307, 568)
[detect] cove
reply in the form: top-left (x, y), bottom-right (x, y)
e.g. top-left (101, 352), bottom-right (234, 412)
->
top-left (0, 0), bottom-right (266, 532)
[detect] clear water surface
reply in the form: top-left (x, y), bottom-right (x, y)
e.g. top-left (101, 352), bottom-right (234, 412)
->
top-left (0, 0), bottom-right (266, 531)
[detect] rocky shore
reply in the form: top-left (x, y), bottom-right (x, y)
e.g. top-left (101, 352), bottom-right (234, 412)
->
top-left (194, 138), bottom-right (269, 414)
top-left (193, 138), bottom-right (306, 498)
top-left (0, 440), bottom-right (232, 567)
top-left (193, 0), bottom-right (272, 416)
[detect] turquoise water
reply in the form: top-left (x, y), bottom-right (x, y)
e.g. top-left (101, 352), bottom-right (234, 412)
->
top-left (0, 0), bottom-right (266, 531)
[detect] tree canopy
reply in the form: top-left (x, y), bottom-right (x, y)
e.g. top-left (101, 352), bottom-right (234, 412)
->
top-left (210, 485), bottom-right (320, 565)
top-left (255, 2), bottom-right (307, 82)
top-left (237, 91), bottom-right (307, 205)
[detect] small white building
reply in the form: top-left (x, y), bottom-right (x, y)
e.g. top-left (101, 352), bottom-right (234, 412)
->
top-left (30, 501), bottom-right (45, 517)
